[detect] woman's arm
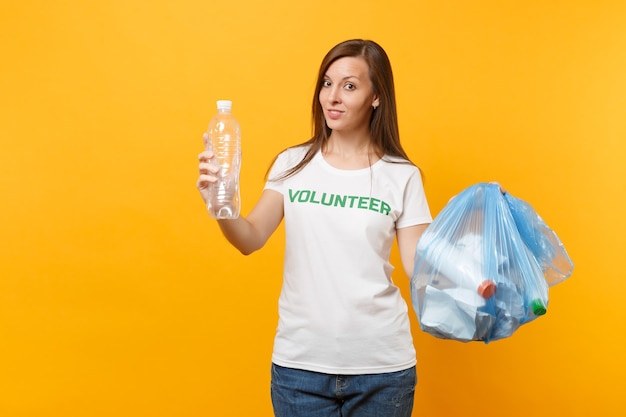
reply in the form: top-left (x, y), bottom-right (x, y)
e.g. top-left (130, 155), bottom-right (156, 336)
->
top-left (216, 189), bottom-right (284, 255)
top-left (197, 144), bottom-right (284, 255)
top-left (396, 223), bottom-right (429, 278)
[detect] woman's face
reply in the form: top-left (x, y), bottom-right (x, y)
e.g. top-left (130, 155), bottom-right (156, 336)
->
top-left (319, 56), bottom-right (379, 136)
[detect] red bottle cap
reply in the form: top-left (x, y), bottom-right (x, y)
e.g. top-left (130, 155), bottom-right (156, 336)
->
top-left (478, 280), bottom-right (497, 298)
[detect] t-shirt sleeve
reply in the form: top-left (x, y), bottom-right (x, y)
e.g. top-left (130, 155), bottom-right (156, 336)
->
top-left (396, 169), bottom-right (432, 229)
top-left (263, 153), bottom-right (287, 195)
top-left (264, 146), bottom-right (307, 195)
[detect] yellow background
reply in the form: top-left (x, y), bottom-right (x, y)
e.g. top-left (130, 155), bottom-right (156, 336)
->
top-left (1, 0), bottom-right (625, 416)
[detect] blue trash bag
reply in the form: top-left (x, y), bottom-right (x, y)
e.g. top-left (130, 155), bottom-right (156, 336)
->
top-left (504, 193), bottom-right (574, 286)
top-left (410, 183), bottom-right (573, 343)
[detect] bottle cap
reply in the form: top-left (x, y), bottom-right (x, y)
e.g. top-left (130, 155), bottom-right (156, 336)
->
top-left (477, 280), bottom-right (497, 298)
top-left (531, 299), bottom-right (547, 316)
top-left (217, 100), bottom-right (232, 111)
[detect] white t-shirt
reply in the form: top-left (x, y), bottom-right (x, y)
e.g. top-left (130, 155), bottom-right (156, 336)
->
top-left (264, 145), bottom-right (432, 375)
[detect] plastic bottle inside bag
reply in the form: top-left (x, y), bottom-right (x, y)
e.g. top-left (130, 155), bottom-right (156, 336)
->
top-left (424, 233), bottom-right (497, 299)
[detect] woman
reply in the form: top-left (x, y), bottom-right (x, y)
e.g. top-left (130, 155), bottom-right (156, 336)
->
top-left (197, 39), bottom-right (432, 417)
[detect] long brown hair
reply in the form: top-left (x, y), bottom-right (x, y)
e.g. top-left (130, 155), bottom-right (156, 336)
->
top-left (268, 39), bottom-right (413, 180)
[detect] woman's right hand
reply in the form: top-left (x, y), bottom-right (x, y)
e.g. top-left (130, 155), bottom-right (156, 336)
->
top-left (196, 133), bottom-right (220, 205)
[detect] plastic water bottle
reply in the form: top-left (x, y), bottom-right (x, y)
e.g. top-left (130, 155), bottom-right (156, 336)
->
top-left (206, 100), bottom-right (241, 219)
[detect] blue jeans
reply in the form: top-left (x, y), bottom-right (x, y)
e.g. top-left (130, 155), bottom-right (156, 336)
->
top-left (270, 363), bottom-right (417, 417)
